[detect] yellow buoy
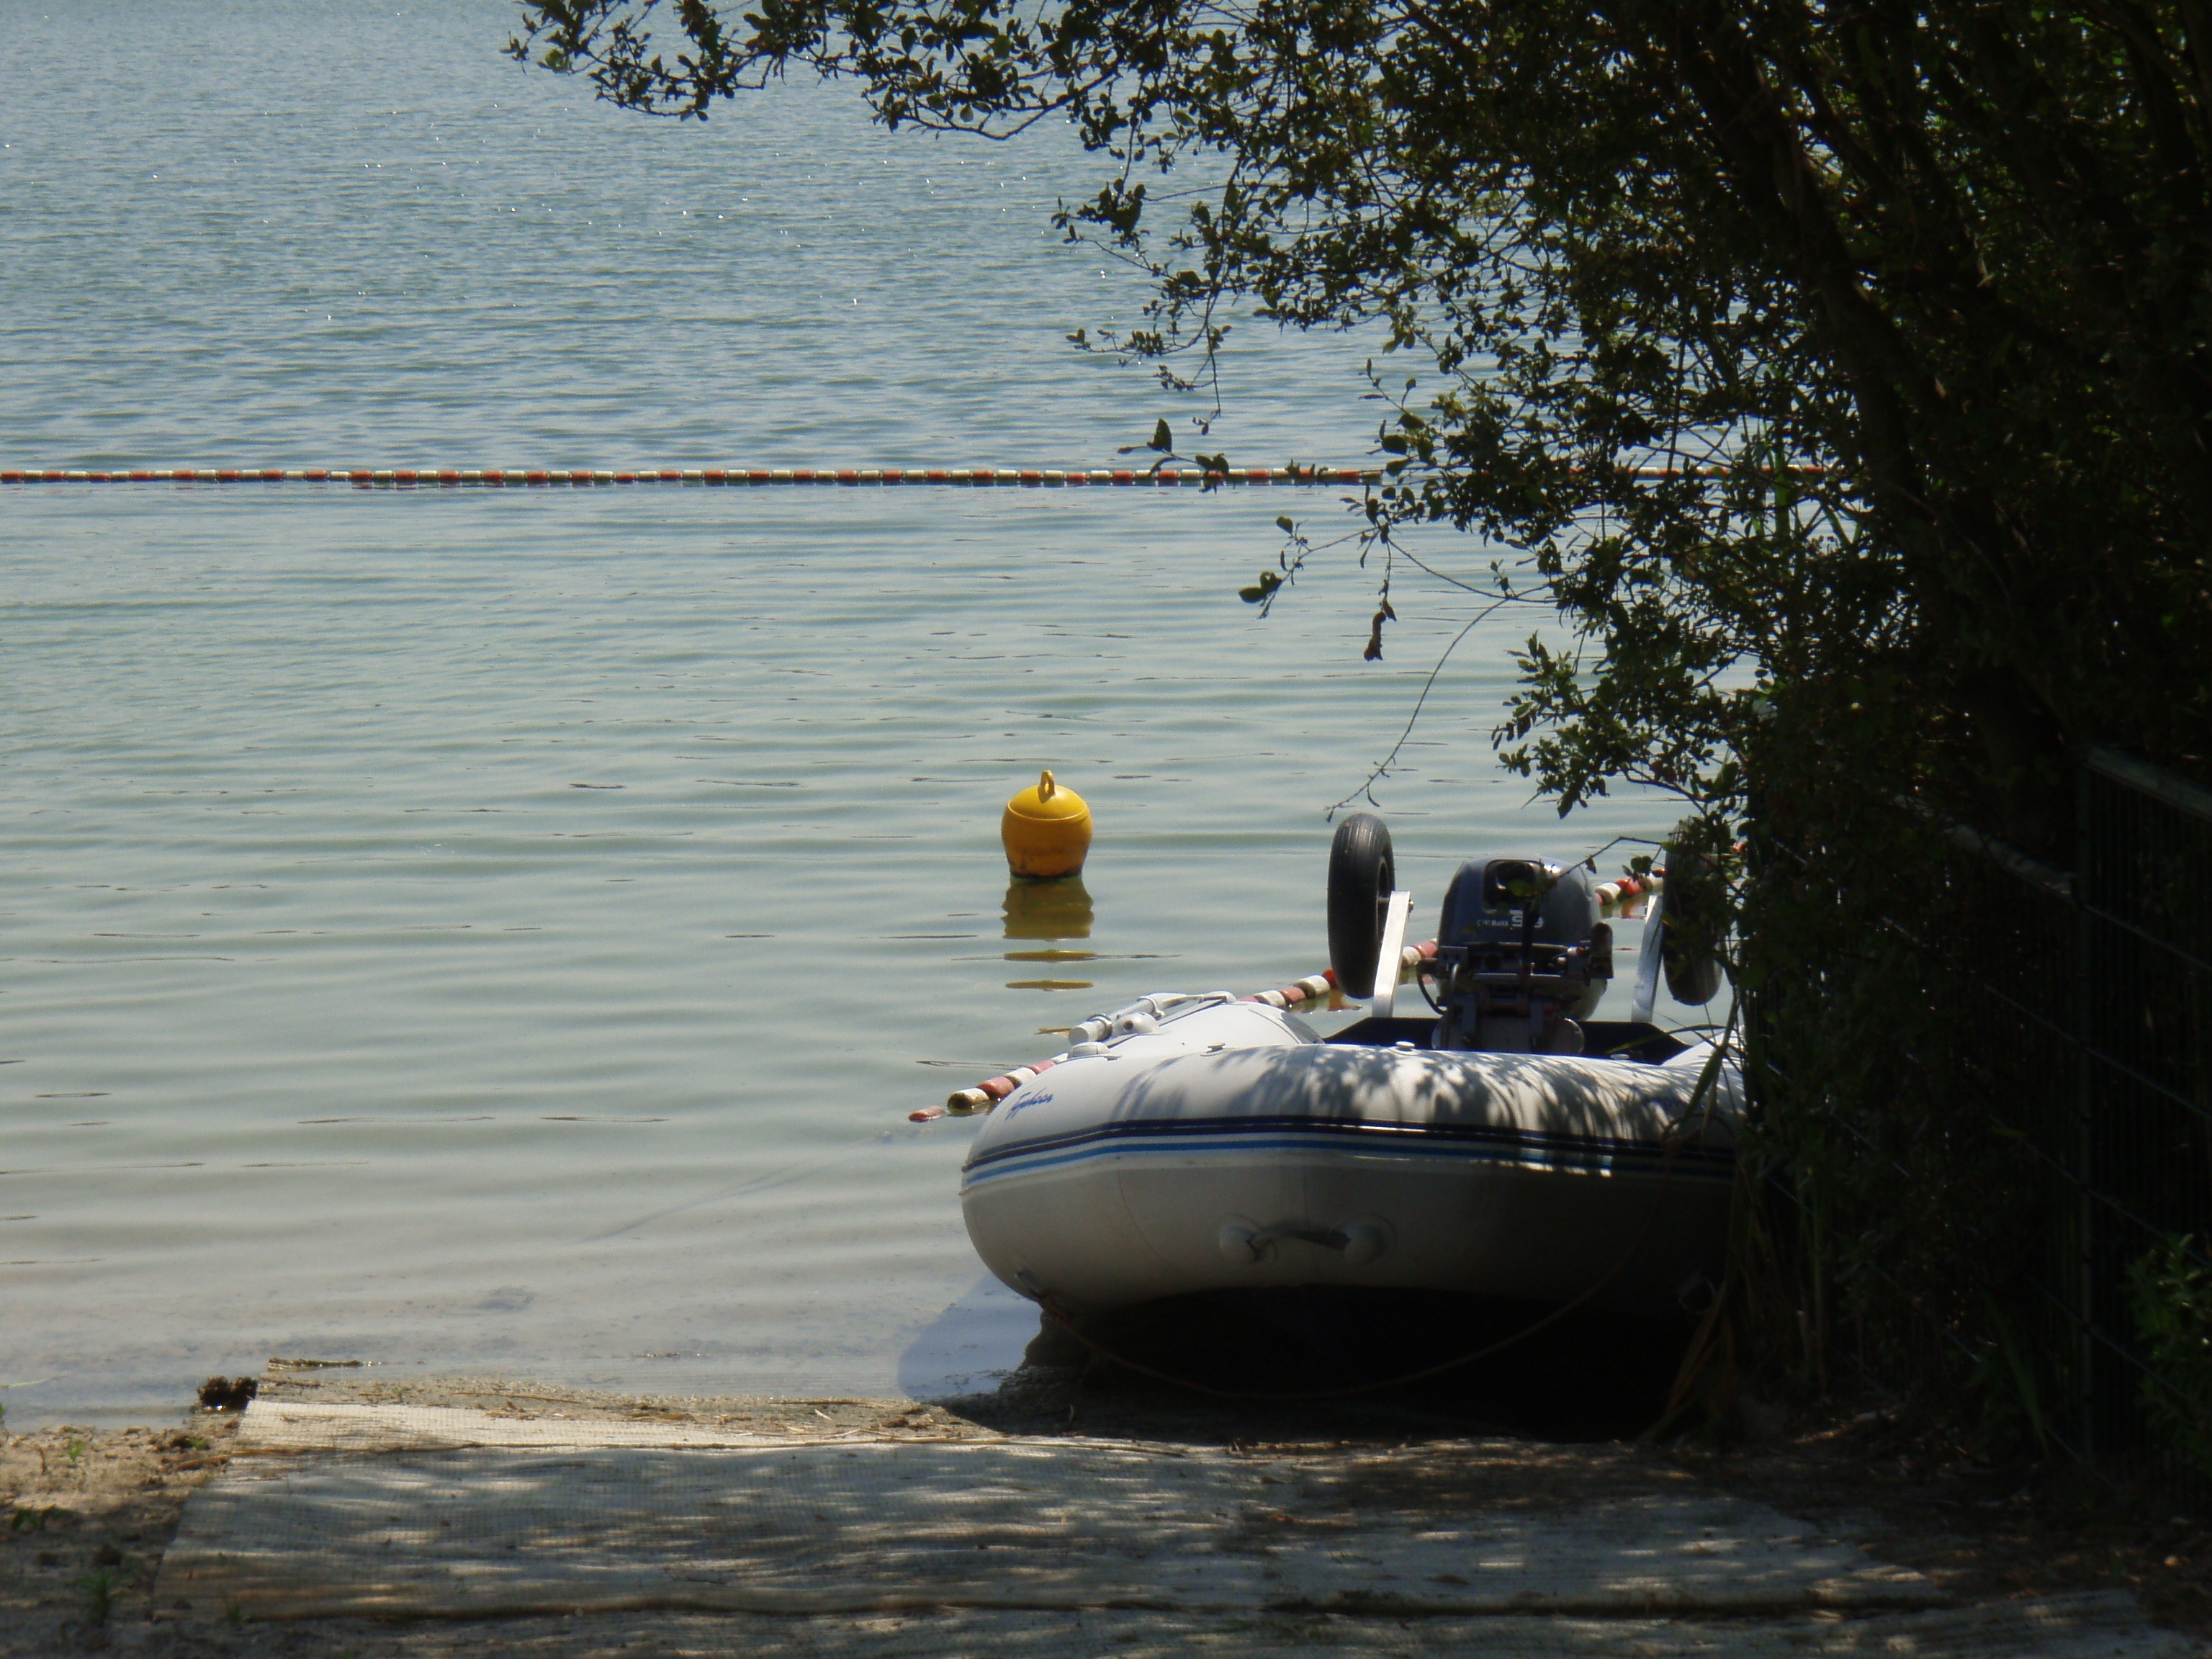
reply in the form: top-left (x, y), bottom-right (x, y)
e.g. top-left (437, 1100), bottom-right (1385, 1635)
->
top-left (1001, 769), bottom-right (1093, 879)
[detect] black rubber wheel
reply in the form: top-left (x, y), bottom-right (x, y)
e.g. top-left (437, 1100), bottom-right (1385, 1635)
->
top-left (1659, 832), bottom-right (1726, 1006)
top-left (1327, 813), bottom-right (1396, 998)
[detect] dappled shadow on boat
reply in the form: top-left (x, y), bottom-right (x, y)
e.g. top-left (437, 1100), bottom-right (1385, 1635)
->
top-left (945, 1287), bottom-right (1695, 1446)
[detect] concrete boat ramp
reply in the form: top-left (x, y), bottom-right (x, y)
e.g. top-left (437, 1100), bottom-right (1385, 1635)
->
top-left (143, 1380), bottom-right (2193, 1656)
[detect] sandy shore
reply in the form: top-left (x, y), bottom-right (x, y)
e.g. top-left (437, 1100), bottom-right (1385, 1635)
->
top-left (4, 1361), bottom-right (2208, 1654)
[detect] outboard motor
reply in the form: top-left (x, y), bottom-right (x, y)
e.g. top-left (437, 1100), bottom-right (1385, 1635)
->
top-left (1424, 858), bottom-right (1613, 1053)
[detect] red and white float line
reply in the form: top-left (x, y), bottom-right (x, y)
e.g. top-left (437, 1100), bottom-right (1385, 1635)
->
top-left (1595, 871), bottom-right (1661, 909)
top-left (1, 464), bottom-right (1376, 488)
top-left (919, 871), bottom-right (1671, 1123)
top-left (920, 940), bottom-right (1442, 1123)
top-left (0, 464), bottom-right (1814, 490)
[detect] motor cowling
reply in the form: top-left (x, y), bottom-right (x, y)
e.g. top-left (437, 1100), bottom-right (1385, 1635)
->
top-left (1438, 858), bottom-right (1600, 950)
top-left (1429, 859), bottom-right (1612, 1051)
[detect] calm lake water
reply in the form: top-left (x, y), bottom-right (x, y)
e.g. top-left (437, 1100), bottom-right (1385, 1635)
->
top-left (1, 0), bottom-right (1711, 1426)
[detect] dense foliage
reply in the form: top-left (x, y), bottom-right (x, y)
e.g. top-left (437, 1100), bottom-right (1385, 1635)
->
top-left (516, 0), bottom-right (2208, 831)
top-left (2134, 1234), bottom-right (2212, 1473)
top-left (515, 0), bottom-right (2212, 1434)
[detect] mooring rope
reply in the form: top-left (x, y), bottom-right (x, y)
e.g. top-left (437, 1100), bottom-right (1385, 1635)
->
top-left (1028, 1037), bottom-right (1735, 1405)
top-left (1030, 1124), bottom-right (1697, 1404)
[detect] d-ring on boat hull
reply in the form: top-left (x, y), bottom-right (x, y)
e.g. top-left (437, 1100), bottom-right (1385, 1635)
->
top-left (960, 997), bottom-right (1740, 1318)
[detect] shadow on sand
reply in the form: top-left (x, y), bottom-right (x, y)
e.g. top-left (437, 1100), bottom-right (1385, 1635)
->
top-left (953, 1287), bottom-right (1696, 1445)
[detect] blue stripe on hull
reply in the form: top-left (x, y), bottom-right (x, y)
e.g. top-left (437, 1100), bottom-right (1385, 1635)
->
top-left (962, 1115), bottom-right (1735, 1192)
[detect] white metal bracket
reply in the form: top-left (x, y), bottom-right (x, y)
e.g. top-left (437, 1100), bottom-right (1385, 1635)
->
top-left (1629, 891), bottom-right (1665, 1025)
top-left (1371, 889), bottom-right (1414, 1020)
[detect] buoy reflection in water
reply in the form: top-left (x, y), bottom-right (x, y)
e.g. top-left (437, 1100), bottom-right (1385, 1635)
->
top-left (1002, 876), bottom-right (1094, 942)
top-left (1002, 876), bottom-right (1094, 986)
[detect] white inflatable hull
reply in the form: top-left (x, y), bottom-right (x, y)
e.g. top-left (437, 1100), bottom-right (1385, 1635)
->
top-left (961, 1000), bottom-right (1739, 1317)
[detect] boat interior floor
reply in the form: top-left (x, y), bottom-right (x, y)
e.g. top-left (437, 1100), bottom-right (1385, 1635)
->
top-left (1328, 1017), bottom-right (1690, 1064)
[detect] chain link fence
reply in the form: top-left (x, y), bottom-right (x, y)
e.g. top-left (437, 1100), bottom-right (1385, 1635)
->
top-left (1937, 749), bottom-right (2211, 1493)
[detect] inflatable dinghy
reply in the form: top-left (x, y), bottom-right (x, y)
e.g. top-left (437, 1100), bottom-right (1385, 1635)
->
top-left (961, 819), bottom-right (1739, 1319)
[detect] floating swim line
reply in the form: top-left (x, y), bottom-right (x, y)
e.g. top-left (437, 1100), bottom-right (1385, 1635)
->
top-left (1, 464), bottom-right (1377, 488)
top-left (0, 464), bottom-right (1817, 489)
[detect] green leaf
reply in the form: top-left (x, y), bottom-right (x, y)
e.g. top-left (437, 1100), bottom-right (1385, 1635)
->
top-left (1238, 569), bottom-right (1282, 603)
